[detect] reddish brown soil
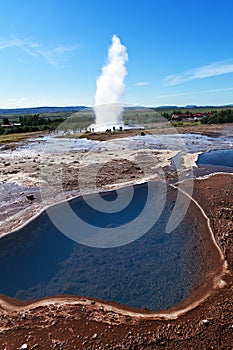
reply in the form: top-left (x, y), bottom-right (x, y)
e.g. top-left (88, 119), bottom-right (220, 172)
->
top-left (0, 174), bottom-right (232, 349)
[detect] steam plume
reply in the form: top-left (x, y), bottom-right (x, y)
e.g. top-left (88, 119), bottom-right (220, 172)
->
top-left (94, 35), bottom-right (128, 131)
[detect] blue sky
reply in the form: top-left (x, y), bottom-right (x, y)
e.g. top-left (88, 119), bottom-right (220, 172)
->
top-left (1, 0), bottom-right (233, 108)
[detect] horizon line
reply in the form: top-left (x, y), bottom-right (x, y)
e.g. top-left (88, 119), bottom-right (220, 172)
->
top-left (0, 103), bottom-right (233, 111)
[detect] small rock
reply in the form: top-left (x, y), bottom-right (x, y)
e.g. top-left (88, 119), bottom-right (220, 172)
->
top-left (20, 345), bottom-right (28, 350)
top-left (201, 319), bottom-right (210, 325)
top-left (26, 194), bottom-right (35, 201)
top-left (92, 333), bottom-right (98, 339)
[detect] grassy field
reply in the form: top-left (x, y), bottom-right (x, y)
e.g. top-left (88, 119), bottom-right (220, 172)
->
top-left (171, 121), bottom-right (202, 127)
top-left (0, 131), bottom-right (44, 143)
top-left (0, 108), bottom-right (94, 122)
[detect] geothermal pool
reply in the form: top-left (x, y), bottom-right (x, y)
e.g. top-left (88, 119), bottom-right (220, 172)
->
top-left (198, 149), bottom-right (233, 170)
top-left (0, 182), bottom-right (209, 311)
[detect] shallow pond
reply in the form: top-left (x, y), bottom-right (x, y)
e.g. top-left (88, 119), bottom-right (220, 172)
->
top-left (0, 182), bottom-right (208, 311)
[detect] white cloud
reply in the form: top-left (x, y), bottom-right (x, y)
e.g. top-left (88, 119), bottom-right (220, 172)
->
top-left (0, 36), bottom-right (79, 66)
top-left (54, 45), bottom-right (79, 54)
top-left (135, 81), bottom-right (149, 87)
top-left (8, 97), bottom-right (29, 104)
top-left (165, 60), bottom-right (233, 86)
top-left (0, 38), bottom-right (27, 52)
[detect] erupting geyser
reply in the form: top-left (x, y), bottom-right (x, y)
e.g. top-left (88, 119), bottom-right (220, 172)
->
top-left (92, 35), bottom-right (128, 132)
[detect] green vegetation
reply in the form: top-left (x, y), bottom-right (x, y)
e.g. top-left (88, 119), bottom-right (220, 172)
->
top-left (123, 108), bottom-right (165, 124)
top-left (171, 121), bottom-right (202, 127)
top-left (123, 106), bottom-right (233, 125)
top-left (58, 110), bottom-right (95, 132)
top-left (0, 113), bottom-right (65, 135)
top-left (3, 117), bottom-right (10, 125)
top-left (1, 106), bottom-right (233, 140)
top-left (0, 131), bottom-right (44, 143)
top-left (201, 109), bottom-right (233, 124)
top-left (0, 109), bottom-right (95, 136)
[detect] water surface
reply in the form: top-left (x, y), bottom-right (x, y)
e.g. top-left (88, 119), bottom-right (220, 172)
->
top-left (198, 149), bottom-right (233, 168)
top-left (0, 183), bottom-right (206, 311)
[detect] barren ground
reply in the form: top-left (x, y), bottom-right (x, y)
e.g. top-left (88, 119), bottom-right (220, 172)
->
top-left (80, 122), bottom-right (233, 141)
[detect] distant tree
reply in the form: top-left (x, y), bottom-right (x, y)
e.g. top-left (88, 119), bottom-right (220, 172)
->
top-left (173, 110), bottom-right (182, 115)
top-left (3, 117), bottom-right (10, 125)
top-left (201, 109), bottom-right (233, 124)
top-left (161, 112), bottom-right (171, 120)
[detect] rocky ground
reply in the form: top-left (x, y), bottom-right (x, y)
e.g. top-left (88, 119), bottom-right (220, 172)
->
top-left (0, 140), bottom-right (189, 236)
top-left (0, 126), bottom-right (232, 349)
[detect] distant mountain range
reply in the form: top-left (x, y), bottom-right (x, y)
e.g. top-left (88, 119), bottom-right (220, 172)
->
top-left (0, 104), bottom-right (232, 115)
top-left (156, 104), bottom-right (233, 109)
top-left (0, 106), bottom-right (87, 115)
